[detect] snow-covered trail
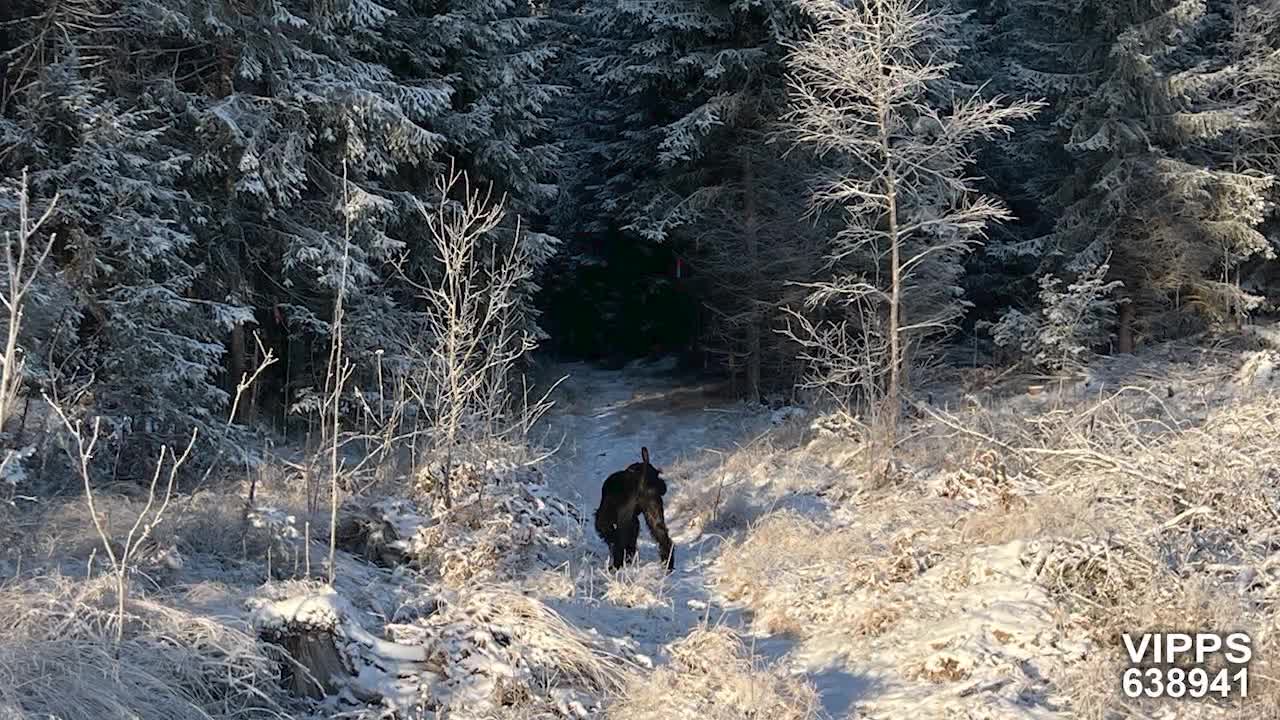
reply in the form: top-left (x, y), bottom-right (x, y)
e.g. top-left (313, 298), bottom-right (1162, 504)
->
top-left (533, 359), bottom-right (774, 660)
top-left (540, 358), bottom-right (753, 517)
top-left (535, 360), bottom-right (872, 718)
top-left (533, 359), bottom-right (976, 720)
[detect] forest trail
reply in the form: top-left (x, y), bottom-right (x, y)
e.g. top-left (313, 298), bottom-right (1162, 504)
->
top-left (537, 359), bottom-right (860, 716)
top-left (537, 359), bottom-right (759, 620)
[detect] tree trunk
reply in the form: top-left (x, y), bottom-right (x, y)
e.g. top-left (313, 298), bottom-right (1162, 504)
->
top-left (1117, 301), bottom-right (1135, 354)
top-left (741, 150), bottom-right (761, 404)
top-left (279, 629), bottom-right (346, 699)
top-left (882, 124), bottom-right (902, 457)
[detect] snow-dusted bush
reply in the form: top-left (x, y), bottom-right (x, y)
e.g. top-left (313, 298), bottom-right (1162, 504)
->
top-left (408, 458), bottom-right (581, 587)
top-left (386, 585), bottom-right (628, 718)
top-left (605, 626), bottom-right (821, 720)
top-left (0, 173), bottom-right (53, 507)
top-left (927, 448), bottom-right (1048, 511)
top-left (246, 556), bottom-right (627, 718)
top-left (0, 444), bottom-right (35, 510)
top-left (892, 363), bottom-right (1280, 717)
top-left (984, 263), bottom-right (1124, 370)
top-left (247, 503), bottom-right (303, 577)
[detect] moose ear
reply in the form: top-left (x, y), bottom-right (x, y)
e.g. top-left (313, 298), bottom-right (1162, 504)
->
top-left (641, 447), bottom-right (650, 464)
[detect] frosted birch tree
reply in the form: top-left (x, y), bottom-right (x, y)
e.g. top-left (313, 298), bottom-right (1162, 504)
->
top-left (785, 0), bottom-right (1040, 466)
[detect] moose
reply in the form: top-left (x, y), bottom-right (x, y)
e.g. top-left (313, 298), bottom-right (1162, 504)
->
top-left (594, 447), bottom-right (675, 572)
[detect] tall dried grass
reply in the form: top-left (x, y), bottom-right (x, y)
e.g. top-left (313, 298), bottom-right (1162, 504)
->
top-left (605, 626), bottom-right (821, 720)
top-left (0, 575), bottom-right (286, 719)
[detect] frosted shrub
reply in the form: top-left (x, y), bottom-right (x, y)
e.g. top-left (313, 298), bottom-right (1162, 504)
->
top-left (408, 458), bottom-right (581, 586)
top-left (0, 444), bottom-right (34, 505)
top-left (247, 504), bottom-right (303, 576)
top-left (385, 585), bottom-right (626, 718)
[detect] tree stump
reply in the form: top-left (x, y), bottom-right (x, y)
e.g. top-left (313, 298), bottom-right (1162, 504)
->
top-left (277, 628), bottom-right (348, 699)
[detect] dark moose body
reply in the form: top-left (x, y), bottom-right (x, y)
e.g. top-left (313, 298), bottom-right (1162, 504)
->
top-left (593, 447), bottom-right (675, 572)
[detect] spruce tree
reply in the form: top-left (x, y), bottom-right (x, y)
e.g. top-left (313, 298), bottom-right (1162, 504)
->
top-left (1, 0), bottom-right (563, 469)
top-left (0, 50), bottom-right (251, 466)
top-left (979, 0), bottom-right (1275, 351)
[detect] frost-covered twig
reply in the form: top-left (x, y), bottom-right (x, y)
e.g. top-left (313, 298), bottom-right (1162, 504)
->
top-left (326, 160), bottom-right (357, 586)
top-left (51, 405), bottom-right (197, 643)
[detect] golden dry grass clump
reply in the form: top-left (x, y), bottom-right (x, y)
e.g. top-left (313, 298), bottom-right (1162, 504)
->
top-left (0, 575), bottom-right (283, 720)
top-left (605, 626), bottom-right (822, 720)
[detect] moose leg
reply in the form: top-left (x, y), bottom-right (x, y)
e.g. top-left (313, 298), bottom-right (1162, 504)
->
top-left (595, 505), bottom-right (619, 568)
top-left (602, 530), bottom-right (620, 570)
top-left (612, 515), bottom-right (638, 569)
top-left (643, 501), bottom-right (675, 572)
top-left (622, 516), bottom-right (640, 566)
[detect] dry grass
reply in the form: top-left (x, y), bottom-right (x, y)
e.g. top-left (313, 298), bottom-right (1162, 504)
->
top-left (716, 505), bottom-right (953, 637)
top-left (666, 435), bottom-right (843, 539)
top-left (1060, 574), bottom-right (1280, 720)
top-left (958, 492), bottom-right (1093, 545)
top-left (0, 574), bottom-right (285, 720)
top-left (912, 370), bottom-right (1280, 717)
top-left (1015, 395), bottom-right (1280, 718)
top-left (17, 488), bottom-right (299, 585)
top-left (717, 512), bottom-right (860, 635)
top-left (703, 346), bottom-right (1280, 718)
top-left (601, 561), bottom-right (670, 609)
top-left (665, 443), bottom-right (774, 536)
top-left (605, 625), bottom-right (821, 720)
